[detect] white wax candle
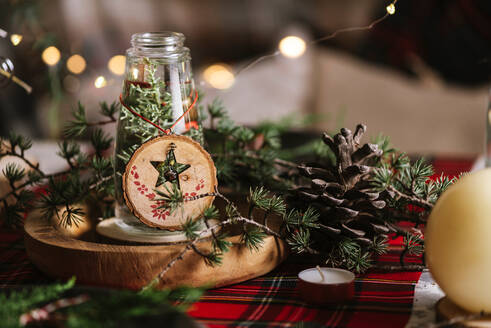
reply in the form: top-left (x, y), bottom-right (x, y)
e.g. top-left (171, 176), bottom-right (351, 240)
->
top-left (169, 63), bottom-right (186, 134)
top-left (426, 168), bottom-right (491, 313)
top-left (298, 267), bottom-right (354, 285)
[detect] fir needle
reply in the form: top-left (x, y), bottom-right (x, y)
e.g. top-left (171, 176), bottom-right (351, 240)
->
top-left (0, 68), bottom-right (32, 94)
top-left (316, 265), bottom-right (325, 282)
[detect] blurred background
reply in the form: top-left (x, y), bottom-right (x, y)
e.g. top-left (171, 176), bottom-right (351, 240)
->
top-left (0, 0), bottom-right (490, 156)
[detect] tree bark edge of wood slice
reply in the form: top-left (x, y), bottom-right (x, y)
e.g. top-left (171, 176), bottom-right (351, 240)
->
top-left (24, 214), bottom-right (287, 290)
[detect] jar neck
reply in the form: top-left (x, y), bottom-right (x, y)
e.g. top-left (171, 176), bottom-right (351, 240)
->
top-left (127, 32), bottom-right (189, 60)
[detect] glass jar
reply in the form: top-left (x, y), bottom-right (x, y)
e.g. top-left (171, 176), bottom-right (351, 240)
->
top-left (114, 32), bottom-right (202, 220)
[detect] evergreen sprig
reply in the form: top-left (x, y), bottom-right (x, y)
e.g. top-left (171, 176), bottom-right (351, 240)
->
top-left (203, 98), bottom-right (297, 192)
top-left (64, 101), bottom-right (118, 138)
top-left (154, 184), bottom-right (184, 215)
top-left (372, 154), bottom-right (454, 213)
top-left (0, 100), bottom-right (117, 229)
top-left (118, 61), bottom-right (173, 144)
top-left (147, 187), bottom-right (284, 283)
top-left (0, 277), bottom-right (205, 328)
top-left (0, 277), bottom-right (76, 328)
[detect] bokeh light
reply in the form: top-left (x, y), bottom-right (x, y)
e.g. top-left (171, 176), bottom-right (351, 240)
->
top-left (386, 3), bottom-right (396, 15)
top-left (66, 54), bottom-right (86, 74)
top-left (41, 46), bottom-right (61, 66)
top-left (94, 76), bottom-right (107, 88)
top-left (278, 36), bottom-right (306, 59)
top-left (10, 34), bottom-right (22, 46)
top-left (108, 55), bottom-right (126, 75)
top-left (202, 63), bottom-right (235, 89)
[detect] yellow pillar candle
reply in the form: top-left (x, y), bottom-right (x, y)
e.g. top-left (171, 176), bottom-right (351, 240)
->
top-left (426, 168), bottom-right (491, 313)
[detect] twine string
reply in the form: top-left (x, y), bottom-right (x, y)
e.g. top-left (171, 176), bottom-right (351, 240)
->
top-left (119, 88), bottom-right (198, 135)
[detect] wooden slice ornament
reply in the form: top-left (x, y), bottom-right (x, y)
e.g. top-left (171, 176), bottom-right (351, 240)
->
top-left (123, 134), bottom-right (217, 230)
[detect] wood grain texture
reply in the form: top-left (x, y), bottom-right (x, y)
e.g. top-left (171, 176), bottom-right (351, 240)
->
top-left (24, 215), bottom-right (287, 290)
top-left (123, 135), bottom-right (217, 230)
top-left (436, 297), bottom-right (491, 328)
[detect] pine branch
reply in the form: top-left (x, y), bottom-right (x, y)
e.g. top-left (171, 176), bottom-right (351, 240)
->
top-left (64, 102), bottom-right (118, 138)
top-left (2, 277), bottom-right (203, 328)
top-left (144, 189), bottom-right (283, 290)
top-left (216, 189), bottom-right (282, 238)
top-left (386, 185), bottom-right (433, 210)
top-left (144, 215), bottom-right (279, 290)
top-left (0, 277), bottom-right (76, 328)
top-left (86, 119), bottom-right (117, 126)
top-left (0, 150), bottom-right (41, 174)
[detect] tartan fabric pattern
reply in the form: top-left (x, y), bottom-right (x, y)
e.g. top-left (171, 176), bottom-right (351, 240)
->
top-left (0, 231), bottom-right (50, 288)
top-left (189, 249), bottom-right (422, 328)
top-left (0, 157), bottom-right (474, 327)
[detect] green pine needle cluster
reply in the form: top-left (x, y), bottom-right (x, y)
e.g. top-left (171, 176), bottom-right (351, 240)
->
top-left (169, 187), bottom-right (285, 267)
top-left (0, 102), bottom-right (116, 228)
top-left (372, 155), bottom-right (456, 215)
top-left (118, 60), bottom-right (173, 144)
top-left (202, 98), bottom-right (291, 191)
top-left (0, 277), bottom-right (76, 328)
top-left (285, 207), bottom-right (388, 272)
top-left (0, 277), bottom-right (204, 328)
top-left (154, 184), bottom-right (184, 215)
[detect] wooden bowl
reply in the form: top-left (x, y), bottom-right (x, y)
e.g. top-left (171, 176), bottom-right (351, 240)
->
top-left (24, 213), bottom-right (287, 290)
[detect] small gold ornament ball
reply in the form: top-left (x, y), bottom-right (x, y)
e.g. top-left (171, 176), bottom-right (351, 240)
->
top-left (426, 168), bottom-right (491, 313)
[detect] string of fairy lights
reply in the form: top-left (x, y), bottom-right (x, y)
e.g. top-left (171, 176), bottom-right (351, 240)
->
top-left (0, 1), bottom-right (397, 94)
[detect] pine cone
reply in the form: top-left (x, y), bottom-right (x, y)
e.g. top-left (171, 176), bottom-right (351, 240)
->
top-left (288, 124), bottom-right (395, 246)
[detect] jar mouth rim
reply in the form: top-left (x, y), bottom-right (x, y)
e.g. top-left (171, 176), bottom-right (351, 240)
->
top-left (131, 32), bottom-right (185, 47)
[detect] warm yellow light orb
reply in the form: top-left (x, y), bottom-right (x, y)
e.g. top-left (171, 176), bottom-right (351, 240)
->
top-left (94, 76), bottom-right (107, 88)
top-left (426, 168), bottom-right (491, 313)
top-left (279, 36), bottom-right (306, 59)
top-left (10, 34), bottom-right (22, 46)
top-left (42, 46), bottom-right (61, 66)
top-left (108, 55), bottom-right (126, 75)
top-left (66, 54), bottom-right (86, 74)
top-left (386, 3), bottom-right (396, 15)
top-left (202, 64), bottom-right (235, 90)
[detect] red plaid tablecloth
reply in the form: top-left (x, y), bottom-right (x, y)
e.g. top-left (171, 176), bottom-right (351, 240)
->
top-left (0, 157), bottom-right (474, 328)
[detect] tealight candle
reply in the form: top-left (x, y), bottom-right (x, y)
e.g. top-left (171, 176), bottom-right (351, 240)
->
top-left (297, 266), bottom-right (355, 304)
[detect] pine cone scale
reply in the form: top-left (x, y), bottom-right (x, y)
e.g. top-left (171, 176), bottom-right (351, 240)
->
top-left (288, 124), bottom-right (396, 270)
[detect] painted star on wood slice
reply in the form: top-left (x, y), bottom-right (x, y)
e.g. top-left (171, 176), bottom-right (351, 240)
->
top-left (151, 144), bottom-right (190, 189)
